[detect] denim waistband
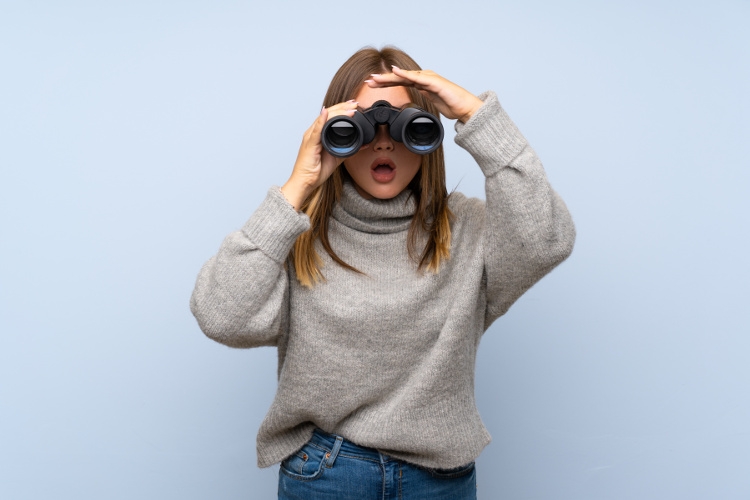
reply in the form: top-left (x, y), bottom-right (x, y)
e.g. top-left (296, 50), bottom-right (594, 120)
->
top-left (309, 429), bottom-right (393, 463)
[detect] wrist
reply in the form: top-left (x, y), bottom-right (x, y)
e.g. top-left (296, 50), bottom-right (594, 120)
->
top-left (458, 97), bottom-right (484, 124)
top-left (280, 178), bottom-right (314, 211)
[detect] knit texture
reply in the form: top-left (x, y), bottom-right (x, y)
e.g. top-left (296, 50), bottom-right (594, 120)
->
top-left (190, 91), bottom-right (576, 469)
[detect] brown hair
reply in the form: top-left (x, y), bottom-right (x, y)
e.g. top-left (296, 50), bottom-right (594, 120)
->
top-left (292, 46), bottom-right (453, 287)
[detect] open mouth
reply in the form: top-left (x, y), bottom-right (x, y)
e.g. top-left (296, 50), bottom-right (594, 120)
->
top-left (370, 158), bottom-right (396, 183)
top-left (373, 163), bottom-right (394, 174)
top-left (371, 158), bottom-right (395, 171)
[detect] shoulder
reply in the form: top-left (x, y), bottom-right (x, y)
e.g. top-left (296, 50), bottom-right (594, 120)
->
top-left (448, 191), bottom-right (484, 215)
top-left (447, 191), bottom-right (485, 230)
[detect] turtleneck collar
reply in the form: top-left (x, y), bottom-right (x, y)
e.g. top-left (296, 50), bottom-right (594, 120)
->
top-left (332, 181), bottom-right (416, 234)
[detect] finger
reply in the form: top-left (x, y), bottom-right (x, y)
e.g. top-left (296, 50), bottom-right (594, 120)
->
top-left (307, 106), bottom-right (328, 142)
top-left (325, 99), bottom-right (359, 119)
top-left (364, 74), bottom-right (419, 91)
top-left (309, 101), bottom-right (358, 144)
top-left (306, 102), bottom-right (358, 148)
top-left (366, 72), bottom-right (411, 85)
top-left (367, 74), bottom-right (440, 97)
top-left (302, 108), bottom-right (324, 142)
top-left (330, 99), bottom-right (359, 108)
top-left (388, 66), bottom-right (435, 84)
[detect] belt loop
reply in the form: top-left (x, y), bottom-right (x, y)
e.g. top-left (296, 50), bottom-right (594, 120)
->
top-left (325, 435), bottom-right (344, 468)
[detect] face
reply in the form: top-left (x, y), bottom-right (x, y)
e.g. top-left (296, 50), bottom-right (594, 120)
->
top-left (342, 85), bottom-right (422, 200)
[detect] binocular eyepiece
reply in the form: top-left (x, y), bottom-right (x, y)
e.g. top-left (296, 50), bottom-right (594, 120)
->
top-left (321, 100), bottom-right (444, 158)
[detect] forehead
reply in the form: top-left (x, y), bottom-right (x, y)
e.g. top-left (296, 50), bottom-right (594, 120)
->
top-left (354, 85), bottom-right (411, 109)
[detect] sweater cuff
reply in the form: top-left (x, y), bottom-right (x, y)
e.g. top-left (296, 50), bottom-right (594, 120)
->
top-left (454, 91), bottom-right (528, 176)
top-left (241, 186), bottom-right (311, 263)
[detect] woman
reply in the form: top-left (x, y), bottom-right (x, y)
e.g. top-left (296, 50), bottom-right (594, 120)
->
top-left (190, 46), bottom-right (575, 499)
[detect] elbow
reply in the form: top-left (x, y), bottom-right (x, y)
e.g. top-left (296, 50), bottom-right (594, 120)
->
top-left (525, 216), bottom-right (576, 272)
top-left (189, 294), bottom-right (279, 349)
top-left (549, 221), bottom-right (576, 267)
top-left (538, 189), bottom-right (576, 266)
top-left (194, 315), bottom-right (277, 349)
top-left (539, 202), bottom-right (576, 268)
top-left (192, 310), bottom-right (230, 345)
top-left (190, 294), bottom-right (231, 344)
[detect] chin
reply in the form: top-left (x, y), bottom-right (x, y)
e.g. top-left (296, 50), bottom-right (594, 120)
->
top-left (364, 184), bottom-right (406, 200)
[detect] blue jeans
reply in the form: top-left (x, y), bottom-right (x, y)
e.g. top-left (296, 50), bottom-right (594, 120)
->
top-left (278, 429), bottom-right (477, 500)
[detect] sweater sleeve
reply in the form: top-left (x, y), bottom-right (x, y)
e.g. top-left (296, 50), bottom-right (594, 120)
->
top-left (454, 91), bottom-right (576, 330)
top-left (189, 187), bottom-right (311, 348)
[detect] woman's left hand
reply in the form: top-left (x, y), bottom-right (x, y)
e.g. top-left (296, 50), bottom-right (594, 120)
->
top-left (365, 66), bottom-right (484, 123)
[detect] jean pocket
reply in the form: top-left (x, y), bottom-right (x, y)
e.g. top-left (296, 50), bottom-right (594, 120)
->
top-left (424, 461), bottom-right (476, 479)
top-left (279, 442), bottom-right (327, 481)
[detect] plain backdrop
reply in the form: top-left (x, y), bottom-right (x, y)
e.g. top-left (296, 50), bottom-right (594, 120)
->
top-left (1, 1), bottom-right (748, 499)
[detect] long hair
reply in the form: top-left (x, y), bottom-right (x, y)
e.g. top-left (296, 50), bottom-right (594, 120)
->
top-left (292, 46), bottom-right (453, 287)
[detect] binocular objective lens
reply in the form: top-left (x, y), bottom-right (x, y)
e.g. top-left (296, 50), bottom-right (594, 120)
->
top-left (326, 121), bottom-right (357, 149)
top-left (405, 117), bottom-right (440, 151)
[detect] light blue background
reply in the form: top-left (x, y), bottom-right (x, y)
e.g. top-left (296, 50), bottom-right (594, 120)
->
top-left (1, 1), bottom-right (748, 498)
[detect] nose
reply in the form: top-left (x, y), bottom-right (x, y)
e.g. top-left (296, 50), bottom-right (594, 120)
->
top-left (372, 125), bottom-right (394, 151)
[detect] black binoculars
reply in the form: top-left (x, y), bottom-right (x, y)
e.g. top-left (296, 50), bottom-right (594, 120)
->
top-left (321, 100), bottom-right (444, 158)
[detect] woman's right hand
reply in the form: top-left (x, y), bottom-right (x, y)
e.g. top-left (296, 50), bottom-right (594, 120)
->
top-left (280, 100), bottom-right (359, 211)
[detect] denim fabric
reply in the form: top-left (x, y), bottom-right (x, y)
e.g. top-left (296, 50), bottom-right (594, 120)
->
top-left (278, 430), bottom-right (477, 500)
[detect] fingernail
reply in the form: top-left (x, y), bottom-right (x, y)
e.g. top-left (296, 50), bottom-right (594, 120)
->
top-left (391, 65), bottom-right (400, 70)
top-left (364, 79), bottom-right (374, 84)
top-left (370, 73), bottom-right (381, 77)
top-left (321, 106), bottom-right (325, 115)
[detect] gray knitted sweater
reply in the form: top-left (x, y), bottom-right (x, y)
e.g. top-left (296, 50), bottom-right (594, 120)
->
top-left (190, 91), bottom-right (575, 469)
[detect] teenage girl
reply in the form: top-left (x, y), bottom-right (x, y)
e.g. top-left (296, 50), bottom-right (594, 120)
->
top-left (191, 46), bottom-right (575, 499)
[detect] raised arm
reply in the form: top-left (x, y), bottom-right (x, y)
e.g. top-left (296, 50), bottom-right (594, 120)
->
top-left (368, 68), bottom-right (575, 329)
top-left (455, 91), bottom-right (576, 329)
top-left (190, 100), bottom-right (358, 347)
